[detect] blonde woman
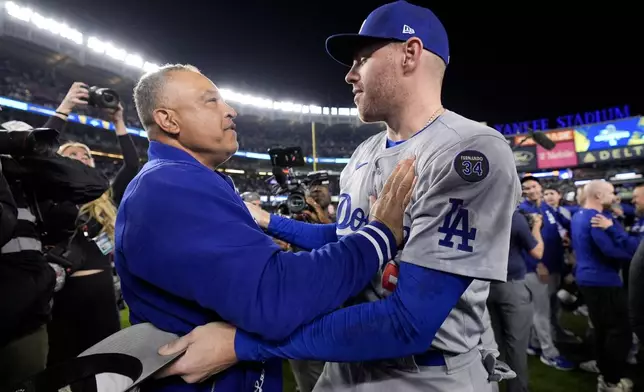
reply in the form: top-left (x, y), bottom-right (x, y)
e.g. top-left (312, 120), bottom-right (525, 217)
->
top-left (43, 83), bottom-right (140, 366)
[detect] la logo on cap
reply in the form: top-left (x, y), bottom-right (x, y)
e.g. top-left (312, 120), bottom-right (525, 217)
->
top-left (402, 25), bottom-right (415, 34)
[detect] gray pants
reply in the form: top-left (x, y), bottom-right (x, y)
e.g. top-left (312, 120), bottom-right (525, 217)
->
top-left (289, 359), bottom-right (325, 392)
top-left (525, 272), bottom-right (560, 359)
top-left (487, 280), bottom-right (532, 392)
top-left (548, 274), bottom-right (564, 339)
top-left (0, 325), bottom-right (48, 388)
top-left (313, 349), bottom-right (494, 392)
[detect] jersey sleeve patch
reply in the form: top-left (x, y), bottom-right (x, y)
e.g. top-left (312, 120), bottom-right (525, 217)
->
top-left (453, 150), bottom-right (489, 183)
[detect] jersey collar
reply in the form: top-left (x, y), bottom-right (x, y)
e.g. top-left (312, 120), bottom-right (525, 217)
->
top-left (147, 141), bottom-right (202, 166)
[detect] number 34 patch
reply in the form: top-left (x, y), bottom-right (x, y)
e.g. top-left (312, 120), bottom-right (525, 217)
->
top-left (454, 150), bottom-right (490, 183)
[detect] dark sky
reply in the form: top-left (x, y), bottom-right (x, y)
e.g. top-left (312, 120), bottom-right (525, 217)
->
top-left (35, 0), bottom-right (643, 126)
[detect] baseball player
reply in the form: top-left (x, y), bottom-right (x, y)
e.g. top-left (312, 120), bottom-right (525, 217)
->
top-left (159, 1), bottom-right (520, 390)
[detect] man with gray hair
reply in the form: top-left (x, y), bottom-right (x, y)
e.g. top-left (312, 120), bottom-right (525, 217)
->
top-left (115, 64), bottom-right (416, 391)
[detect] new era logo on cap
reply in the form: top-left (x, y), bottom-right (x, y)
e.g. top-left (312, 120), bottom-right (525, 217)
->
top-left (402, 25), bottom-right (415, 34)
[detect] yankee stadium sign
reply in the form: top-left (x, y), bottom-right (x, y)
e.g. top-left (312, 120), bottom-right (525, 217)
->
top-left (493, 105), bottom-right (631, 136)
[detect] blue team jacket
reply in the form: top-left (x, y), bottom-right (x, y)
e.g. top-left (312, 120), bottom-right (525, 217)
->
top-left (571, 208), bottom-right (639, 287)
top-left (115, 142), bottom-right (391, 392)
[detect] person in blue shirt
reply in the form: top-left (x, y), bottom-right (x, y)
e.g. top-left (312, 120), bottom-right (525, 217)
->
top-left (116, 63), bottom-right (414, 392)
top-left (487, 210), bottom-right (543, 392)
top-left (542, 185), bottom-right (579, 339)
top-left (571, 180), bottom-right (637, 391)
top-left (518, 176), bottom-right (574, 370)
top-left (629, 184), bottom-right (644, 239)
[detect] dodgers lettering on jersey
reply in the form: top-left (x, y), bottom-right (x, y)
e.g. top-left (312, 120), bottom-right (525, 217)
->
top-left (336, 110), bottom-right (521, 355)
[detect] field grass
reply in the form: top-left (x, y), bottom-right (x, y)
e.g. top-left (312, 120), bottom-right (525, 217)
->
top-left (120, 308), bottom-right (635, 392)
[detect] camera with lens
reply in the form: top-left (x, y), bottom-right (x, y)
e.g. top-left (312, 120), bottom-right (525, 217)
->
top-left (267, 147), bottom-right (307, 214)
top-left (268, 147), bottom-right (332, 216)
top-left (82, 85), bottom-right (120, 109)
top-left (0, 121), bottom-right (60, 158)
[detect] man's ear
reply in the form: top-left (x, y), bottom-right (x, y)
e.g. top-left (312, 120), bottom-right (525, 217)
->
top-left (401, 37), bottom-right (423, 71)
top-left (152, 108), bottom-right (180, 136)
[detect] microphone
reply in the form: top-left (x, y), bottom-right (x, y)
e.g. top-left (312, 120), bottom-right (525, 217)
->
top-left (530, 129), bottom-right (556, 150)
top-left (512, 128), bottom-right (556, 151)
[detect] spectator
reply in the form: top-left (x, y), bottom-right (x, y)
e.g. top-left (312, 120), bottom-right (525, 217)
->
top-left (519, 176), bottom-right (574, 371)
top-left (542, 185), bottom-right (577, 341)
top-left (44, 83), bottom-right (140, 366)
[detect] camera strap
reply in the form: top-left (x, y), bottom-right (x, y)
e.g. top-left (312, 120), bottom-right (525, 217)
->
top-left (32, 193), bottom-right (80, 250)
top-left (32, 193), bottom-right (83, 273)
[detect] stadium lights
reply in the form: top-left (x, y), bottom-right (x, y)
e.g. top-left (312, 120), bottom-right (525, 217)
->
top-left (5, 1), bottom-right (83, 45)
top-left (525, 171), bottom-right (559, 178)
top-left (559, 169), bottom-right (573, 180)
top-left (611, 172), bottom-right (642, 181)
top-left (4, 2), bottom-right (160, 73)
top-left (2, 1), bottom-right (359, 118)
top-left (574, 179), bottom-right (605, 186)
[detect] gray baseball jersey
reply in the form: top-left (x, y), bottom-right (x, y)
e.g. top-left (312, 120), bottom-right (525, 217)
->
top-left (324, 110), bottom-right (520, 388)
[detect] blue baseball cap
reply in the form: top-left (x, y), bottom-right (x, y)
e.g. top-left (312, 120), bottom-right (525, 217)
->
top-left (325, 1), bottom-right (449, 67)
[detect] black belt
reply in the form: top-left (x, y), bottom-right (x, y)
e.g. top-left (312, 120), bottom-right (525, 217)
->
top-left (414, 350), bottom-right (446, 366)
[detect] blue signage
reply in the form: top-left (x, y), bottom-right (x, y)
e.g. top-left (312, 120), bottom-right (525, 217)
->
top-left (493, 105), bottom-right (631, 135)
top-left (574, 117), bottom-right (644, 152)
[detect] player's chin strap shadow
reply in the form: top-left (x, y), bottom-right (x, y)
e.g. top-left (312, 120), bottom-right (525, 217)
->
top-left (481, 350), bottom-right (517, 383)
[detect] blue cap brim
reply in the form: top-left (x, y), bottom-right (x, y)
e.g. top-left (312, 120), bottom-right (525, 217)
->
top-left (325, 34), bottom-right (392, 67)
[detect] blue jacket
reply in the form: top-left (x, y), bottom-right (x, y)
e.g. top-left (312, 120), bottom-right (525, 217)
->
top-left (115, 142), bottom-right (396, 392)
top-left (518, 200), bottom-right (569, 273)
top-left (571, 208), bottom-right (639, 287)
top-left (630, 216), bottom-right (644, 240)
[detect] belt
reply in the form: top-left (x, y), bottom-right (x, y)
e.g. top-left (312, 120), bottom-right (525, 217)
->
top-left (414, 350), bottom-right (446, 366)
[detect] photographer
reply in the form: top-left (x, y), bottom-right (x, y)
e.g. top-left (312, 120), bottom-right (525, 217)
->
top-left (304, 178), bottom-right (333, 224)
top-left (519, 176), bottom-right (574, 370)
top-left (487, 210), bottom-right (543, 392)
top-left (287, 177), bottom-right (334, 392)
top-left (0, 121), bottom-right (109, 387)
top-left (41, 82), bottom-right (140, 366)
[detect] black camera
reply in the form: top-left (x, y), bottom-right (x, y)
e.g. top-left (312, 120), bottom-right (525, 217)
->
top-left (83, 85), bottom-right (120, 109)
top-left (267, 147), bottom-right (311, 214)
top-left (268, 146), bottom-right (306, 168)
